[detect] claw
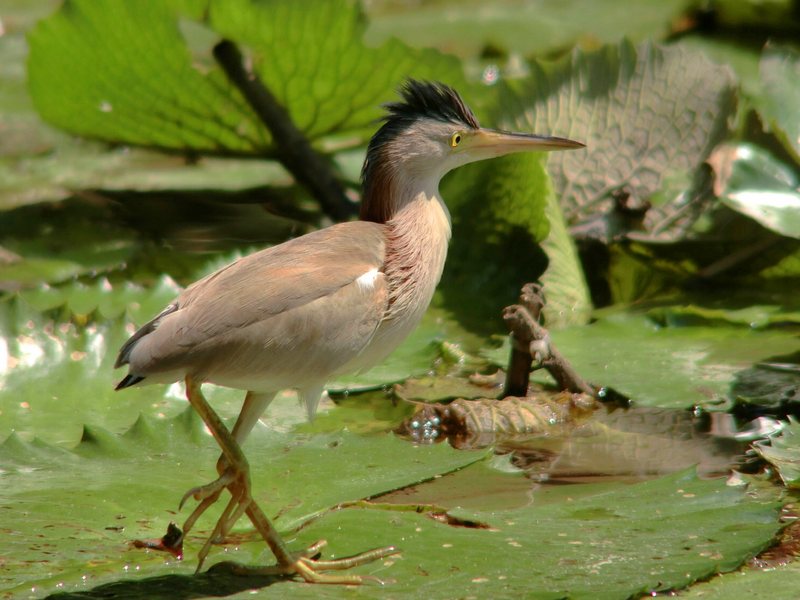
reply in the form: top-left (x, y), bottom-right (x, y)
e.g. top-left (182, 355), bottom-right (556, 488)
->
top-left (179, 469), bottom-right (236, 510)
top-left (208, 541), bottom-right (400, 584)
top-left (180, 465), bottom-right (247, 544)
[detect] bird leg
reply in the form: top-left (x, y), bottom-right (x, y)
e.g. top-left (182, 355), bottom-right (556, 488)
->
top-left (180, 390), bottom-right (276, 542)
top-left (183, 376), bottom-right (399, 584)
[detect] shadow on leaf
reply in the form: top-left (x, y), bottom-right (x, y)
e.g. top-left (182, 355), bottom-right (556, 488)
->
top-left (46, 567), bottom-right (284, 600)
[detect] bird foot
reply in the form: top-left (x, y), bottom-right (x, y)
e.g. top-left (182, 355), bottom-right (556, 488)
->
top-left (179, 469), bottom-right (236, 511)
top-left (208, 539), bottom-right (400, 585)
top-left (179, 466), bottom-right (253, 571)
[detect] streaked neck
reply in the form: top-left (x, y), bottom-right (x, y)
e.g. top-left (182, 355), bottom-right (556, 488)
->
top-left (383, 181), bottom-right (451, 319)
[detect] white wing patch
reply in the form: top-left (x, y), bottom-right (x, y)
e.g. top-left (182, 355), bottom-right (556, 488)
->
top-left (355, 268), bottom-right (380, 291)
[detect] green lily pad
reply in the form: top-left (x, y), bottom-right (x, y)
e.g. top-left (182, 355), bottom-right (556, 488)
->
top-left (709, 143), bottom-right (800, 240)
top-left (680, 562), bottom-right (800, 599)
top-left (648, 303), bottom-right (800, 329)
top-left (483, 312), bottom-right (800, 409)
top-left (754, 418), bottom-right (800, 488)
top-left (0, 407), bottom-right (487, 596)
top-left (272, 469), bottom-right (780, 599)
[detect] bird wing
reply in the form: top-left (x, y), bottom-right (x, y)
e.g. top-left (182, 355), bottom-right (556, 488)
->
top-left (116, 220), bottom-right (388, 384)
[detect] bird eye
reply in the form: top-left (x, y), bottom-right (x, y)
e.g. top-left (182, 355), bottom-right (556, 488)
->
top-left (450, 132), bottom-right (462, 147)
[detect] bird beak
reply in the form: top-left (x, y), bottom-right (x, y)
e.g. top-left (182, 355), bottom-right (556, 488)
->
top-left (469, 128), bottom-right (584, 157)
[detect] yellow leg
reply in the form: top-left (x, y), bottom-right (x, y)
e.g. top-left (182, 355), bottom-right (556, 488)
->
top-left (183, 376), bottom-right (399, 584)
top-left (180, 390), bottom-right (276, 543)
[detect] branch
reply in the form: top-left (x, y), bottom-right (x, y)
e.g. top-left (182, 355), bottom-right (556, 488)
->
top-left (213, 40), bottom-right (356, 221)
top-left (503, 283), bottom-right (596, 398)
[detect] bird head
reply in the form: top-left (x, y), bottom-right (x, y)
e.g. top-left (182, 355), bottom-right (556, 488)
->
top-left (360, 79), bottom-right (583, 222)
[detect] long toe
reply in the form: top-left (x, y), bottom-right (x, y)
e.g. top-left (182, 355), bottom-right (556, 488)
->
top-left (179, 469), bottom-right (236, 510)
top-left (209, 541), bottom-right (400, 585)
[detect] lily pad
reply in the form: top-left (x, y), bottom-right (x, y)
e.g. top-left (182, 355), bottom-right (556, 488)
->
top-left (0, 407), bottom-right (487, 596)
top-left (754, 418), bottom-right (800, 488)
top-left (708, 143), bottom-right (800, 240)
top-left (483, 312), bottom-right (800, 409)
top-left (680, 562), bottom-right (800, 599)
top-left (276, 469), bottom-right (780, 599)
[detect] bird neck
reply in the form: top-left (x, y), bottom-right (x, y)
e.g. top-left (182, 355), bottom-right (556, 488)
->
top-left (382, 181), bottom-right (452, 319)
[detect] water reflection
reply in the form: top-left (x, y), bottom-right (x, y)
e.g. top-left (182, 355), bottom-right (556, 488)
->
top-left (399, 401), bottom-right (751, 484)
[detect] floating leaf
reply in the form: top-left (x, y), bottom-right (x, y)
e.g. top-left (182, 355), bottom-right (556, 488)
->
top-left (0, 407), bottom-right (487, 596)
top-left (282, 469), bottom-right (780, 599)
top-left (680, 562), bottom-right (800, 599)
top-left (709, 142), bottom-right (800, 239)
top-left (754, 418), bottom-right (800, 488)
top-left (647, 302), bottom-right (800, 329)
top-left (483, 312), bottom-right (800, 409)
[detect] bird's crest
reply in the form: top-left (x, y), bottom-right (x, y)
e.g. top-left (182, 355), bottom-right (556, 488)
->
top-left (360, 80), bottom-right (479, 223)
top-left (383, 80), bottom-right (480, 129)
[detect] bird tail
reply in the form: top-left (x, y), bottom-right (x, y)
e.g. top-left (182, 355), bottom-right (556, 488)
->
top-left (115, 374), bottom-right (145, 390)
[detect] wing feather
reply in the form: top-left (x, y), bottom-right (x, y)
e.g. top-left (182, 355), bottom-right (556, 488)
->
top-left (116, 221), bottom-right (388, 384)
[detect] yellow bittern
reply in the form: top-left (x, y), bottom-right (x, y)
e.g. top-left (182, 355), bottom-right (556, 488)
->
top-left (115, 80), bottom-right (583, 584)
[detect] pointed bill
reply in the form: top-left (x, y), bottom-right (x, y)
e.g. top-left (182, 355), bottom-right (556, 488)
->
top-left (470, 128), bottom-right (584, 157)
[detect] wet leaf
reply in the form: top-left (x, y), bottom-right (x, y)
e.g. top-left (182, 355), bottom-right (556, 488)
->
top-left (27, 0), bottom-right (465, 155)
top-left (647, 303), bottom-right (800, 329)
top-left (730, 352), bottom-right (800, 410)
top-left (709, 143), bottom-right (800, 239)
top-left (281, 469), bottom-right (780, 599)
top-left (0, 407), bottom-right (487, 595)
top-left (680, 562), bottom-right (800, 599)
top-left (395, 375), bottom-right (503, 403)
top-left (483, 312), bottom-right (800, 409)
top-left (754, 418), bottom-right (800, 488)
top-left (498, 40), bottom-right (737, 241)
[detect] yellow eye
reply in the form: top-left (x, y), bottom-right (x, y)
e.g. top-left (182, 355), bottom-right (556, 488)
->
top-left (450, 132), bottom-right (463, 147)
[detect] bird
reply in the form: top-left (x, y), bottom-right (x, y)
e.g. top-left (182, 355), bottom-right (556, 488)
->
top-left (114, 79), bottom-right (583, 584)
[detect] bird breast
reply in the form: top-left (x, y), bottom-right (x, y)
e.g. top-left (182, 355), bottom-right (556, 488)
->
top-left (339, 191), bottom-right (451, 375)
